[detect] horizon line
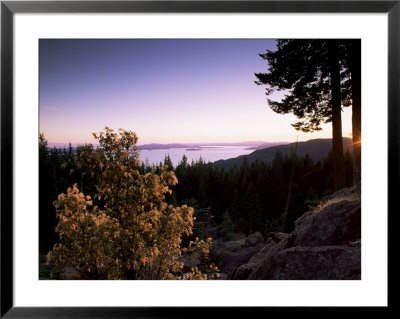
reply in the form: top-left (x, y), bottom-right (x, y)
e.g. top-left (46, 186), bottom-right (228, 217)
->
top-left (45, 137), bottom-right (352, 147)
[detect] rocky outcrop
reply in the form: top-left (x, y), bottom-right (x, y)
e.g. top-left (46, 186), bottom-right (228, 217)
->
top-left (218, 246), bottom-right (262, 274)
top-left (229, 185), bottom-right (361, 280)
top-left (267, 231), bottom-right (292, 243)
top-left (210, 235), bottom-right (264, 275)
top-left (291, 200), bottom-right (361, 248)
top-left (230, 238), bottom-right (275, 279)
top-left (248, 243), bottom-right (361, 280)
top-left (323, 182), bottom-right (361, 202)
top-left (245, 232), bottom-right (264, 247)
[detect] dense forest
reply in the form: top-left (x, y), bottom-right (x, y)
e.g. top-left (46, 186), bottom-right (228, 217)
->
top-left (40, 131), bottom-right (354, 256)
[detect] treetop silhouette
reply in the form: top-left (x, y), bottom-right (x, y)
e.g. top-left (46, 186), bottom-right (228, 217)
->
top-left (255, 39), bottom-right (360, 191)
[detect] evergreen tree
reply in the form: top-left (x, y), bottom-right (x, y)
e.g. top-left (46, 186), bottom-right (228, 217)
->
top-left (163, 154), bottom-right (174, 171)
top-left (341, 39), bottom-right (361, 184)
top-left (255, 39), bottom-right (353, 191)
top-left (39, 134), bottom-right (58, 253)
top-left (270, 151), bottom-right (287, 221)
top-left (221, 210), bottom-right (235, 240)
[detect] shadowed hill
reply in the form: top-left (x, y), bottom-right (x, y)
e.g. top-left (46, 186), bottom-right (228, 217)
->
top-left (213, 138), bottom-right (353, 169)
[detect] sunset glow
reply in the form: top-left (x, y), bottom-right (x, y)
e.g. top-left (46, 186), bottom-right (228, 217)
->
top-left (39, 39), bottom-right (352, 145)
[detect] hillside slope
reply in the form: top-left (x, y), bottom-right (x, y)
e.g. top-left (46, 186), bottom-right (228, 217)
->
top-left (213, 138), bottom-right (353, 169)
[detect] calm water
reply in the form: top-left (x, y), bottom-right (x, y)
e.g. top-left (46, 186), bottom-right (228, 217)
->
top-left (139, 146), bottom-right (253, 167)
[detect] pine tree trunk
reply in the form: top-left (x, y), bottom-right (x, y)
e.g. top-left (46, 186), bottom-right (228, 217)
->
top-left (282, 137), bottom-right (298, 232)
top-left (328, 40), bottom-right (345, 191)
top-left (350, 40), bottom-right (362, 185)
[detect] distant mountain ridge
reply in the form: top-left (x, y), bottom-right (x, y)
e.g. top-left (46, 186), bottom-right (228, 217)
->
top-left (138, 143), bottom-right (190, 150)
top-left (245, 142), bottom-right (291, 150)
top-left (213, 138), bottom-right (353, 169)
top-left (137, 141), bottom-right (288, 150)
top-left (47, 141), bottom-right (289, 150)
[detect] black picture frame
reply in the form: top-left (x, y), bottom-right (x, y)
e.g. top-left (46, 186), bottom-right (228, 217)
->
top-left (1, 1), bottom-right (396, 317)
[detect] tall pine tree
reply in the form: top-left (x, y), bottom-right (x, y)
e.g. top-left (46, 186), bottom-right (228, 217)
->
top-left (255, 39), bottom-right (355, 191)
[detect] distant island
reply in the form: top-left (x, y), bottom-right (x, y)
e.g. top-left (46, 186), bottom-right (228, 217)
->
top-left (186, 148), bottom-right (202, 151)
top-left (138, 141), bottom-right (288, 150)
top-left (138, 143), bottom-right (190, 150)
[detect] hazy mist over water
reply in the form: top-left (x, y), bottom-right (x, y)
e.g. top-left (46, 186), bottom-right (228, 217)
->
top-left (139, 146), bottom-right (253, 167)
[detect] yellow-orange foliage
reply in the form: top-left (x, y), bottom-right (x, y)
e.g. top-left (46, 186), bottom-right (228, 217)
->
top-left (48, 127), bottom-right (219, 280)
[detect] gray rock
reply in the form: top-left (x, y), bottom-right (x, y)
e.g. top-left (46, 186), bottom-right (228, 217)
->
top-left (293, 210), bottom-right (314, 230)
top-left (231, 241), bottom-right (277, 279)
top-left (209, 239), bottom-right (245, 260)
top-left (324, 183), bottom-right (361, 202)
top-left (266, 231), bottom-right (292, 243)
top-left (209, 237), bottom-right (266, 275)
top-left (291, 200), bottom-right (361, 247)
top-left (245, 232), bottom-right (264, 247)
top-left (218, 244), bottom-right (262, 274)
top-left (248, 244), bottom-right (361, 280)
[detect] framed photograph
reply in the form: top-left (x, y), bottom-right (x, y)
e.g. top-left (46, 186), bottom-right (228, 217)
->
top-left (1, 0), bottom-right (396, 317)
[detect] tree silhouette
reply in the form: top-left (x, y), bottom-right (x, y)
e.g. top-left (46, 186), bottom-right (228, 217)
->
top-left (255, 39), bottom-right (355, 191)
top-left (39, 133), bottom-right (58, 253)
top-left (344, 40), bottom-right (361, 184)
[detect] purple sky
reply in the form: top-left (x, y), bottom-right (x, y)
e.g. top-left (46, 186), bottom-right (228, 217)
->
top-left (39, 39), bottom-right (352, 145)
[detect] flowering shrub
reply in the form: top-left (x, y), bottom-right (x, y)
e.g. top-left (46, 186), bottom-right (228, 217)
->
top-left (48, 127), bottom-right (219, 280)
